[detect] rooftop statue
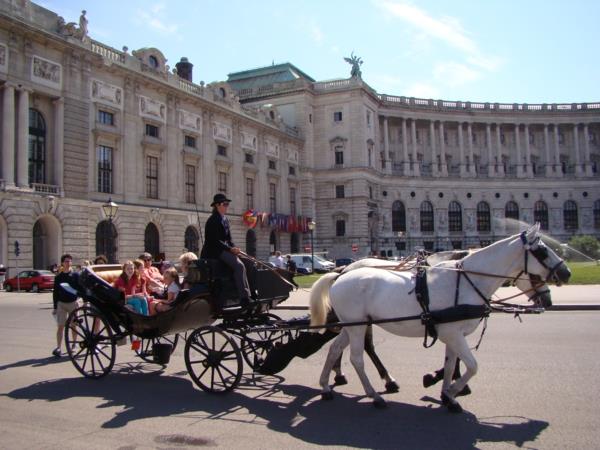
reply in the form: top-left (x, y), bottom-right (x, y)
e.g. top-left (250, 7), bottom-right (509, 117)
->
top-left (344, 52), bottom-right (363, 78)
top-left (57, 10), bottom-right (88, 42)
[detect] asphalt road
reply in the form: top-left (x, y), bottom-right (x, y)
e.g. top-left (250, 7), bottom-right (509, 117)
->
top-left (1, 291), bottom-right (599, 449)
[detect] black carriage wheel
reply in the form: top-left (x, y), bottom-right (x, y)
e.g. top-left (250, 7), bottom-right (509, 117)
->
top-left (65, 306), bottom-right (116, 379)
top-left (135, 334), bottom-right (179, 364)
top-left (240, 313), bottom-right (292, 370)
top-left (185, 326), bottom-right (242, 394)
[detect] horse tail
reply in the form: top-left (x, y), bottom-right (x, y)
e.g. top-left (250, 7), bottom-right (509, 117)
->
top-left (309, 272), bottom-right (340, 327)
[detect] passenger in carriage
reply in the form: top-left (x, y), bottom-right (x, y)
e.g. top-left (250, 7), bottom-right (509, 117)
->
top-left (179, 251), bottom-right (198, 288)
top-left (113, 261), bottom-right (149, 315)
top-left (200, 193), bottom-right (253, 307)
top-left (139, 252), bottom-right (166, 296)
top-left (154, 267), bottom-right (181, 313)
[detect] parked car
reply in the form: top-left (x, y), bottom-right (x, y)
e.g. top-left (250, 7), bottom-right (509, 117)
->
top-left (4, 270), bottom-right (55, 292)
top-left (283, 254), bottom-right (335, 274)
top-left (335, 258), bottom-right (356, 267)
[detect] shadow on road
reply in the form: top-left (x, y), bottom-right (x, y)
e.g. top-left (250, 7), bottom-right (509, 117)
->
top-left (5, 368), bottom-right (548, 448)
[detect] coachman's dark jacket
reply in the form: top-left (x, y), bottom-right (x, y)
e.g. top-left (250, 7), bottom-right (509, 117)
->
top-left (200, 211), bottom-right (234, 259)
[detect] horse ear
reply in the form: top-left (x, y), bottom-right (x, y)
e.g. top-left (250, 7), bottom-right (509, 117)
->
top-left (526, 223), bottom-right (541, 239)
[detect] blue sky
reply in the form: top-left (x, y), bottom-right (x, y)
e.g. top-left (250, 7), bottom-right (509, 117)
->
top-left (40, 0), bottom-right (600, 104)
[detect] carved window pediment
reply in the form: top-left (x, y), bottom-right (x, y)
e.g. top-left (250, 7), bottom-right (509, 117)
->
top-left (265, 140), bottom-right (280, 158)
top-left (241, 131), bottom-right (257, 151)
top-left (287, 147), bottom-right (299, 163)
top-left (139, 95), bottom-right (166, 123)
top-left (212, 122), bottom-right (232, 144)
top-left (91, 79), bottom-right (123, 109)
top-left (179, 109), bottom-right (202, 134)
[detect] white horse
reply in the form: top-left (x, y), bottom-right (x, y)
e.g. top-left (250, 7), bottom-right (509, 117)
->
top-left (310, 224), bottom-right (570, 411)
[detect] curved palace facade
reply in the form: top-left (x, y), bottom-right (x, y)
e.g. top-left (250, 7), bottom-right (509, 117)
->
top-left (0, 1), bottom-right (598, 274)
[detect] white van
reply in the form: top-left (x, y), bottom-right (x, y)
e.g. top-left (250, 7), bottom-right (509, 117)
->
top-left (289, 254), bottom-right (335, 273)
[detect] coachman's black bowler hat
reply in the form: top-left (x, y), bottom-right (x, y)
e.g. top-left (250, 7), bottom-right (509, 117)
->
top-left (211, 193), bottom-right (232, 206)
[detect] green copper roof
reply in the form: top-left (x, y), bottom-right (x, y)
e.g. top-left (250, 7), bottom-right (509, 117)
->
top-left (227, 62), bottom-right (314, 91)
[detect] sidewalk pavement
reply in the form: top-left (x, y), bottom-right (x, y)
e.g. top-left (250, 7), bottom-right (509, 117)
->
top-left (278, 284), bottom-right (600, 311)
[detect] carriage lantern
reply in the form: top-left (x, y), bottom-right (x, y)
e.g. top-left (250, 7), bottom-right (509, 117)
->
top-left (308, 221), bottom-right (316, 273)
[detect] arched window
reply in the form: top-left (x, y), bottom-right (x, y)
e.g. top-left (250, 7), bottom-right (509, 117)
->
top-left (148, 55), bottom-right (159, 68)
top-left (29, 109), bottom-right (46, 184)
top-left (184, 226), bottom-right (199, 254)
top-left (448, 201), bottom-right (462, 232)
top-left (477, 201), bottom-right (491, 232)
top-left (392, 201), bottom-right (406, 232)
top-left (290, 232), bottom-right (300, 254)
top-left (420, 201), bottom-right (434, 232)
top-left (96, 220), bottom-right (118, 263)
top-left (534, 201), bottom-right (549, 230)
top-left (246, 229), bottom-right (257, 257)
top-left (563, 200), bottom-right (578, 231)
top-left (594, 200), bottom-right (600, 229)
top-left (144, 223), bottom-right (160, 260)
top-left (505, 201), bottom-right (519, 233)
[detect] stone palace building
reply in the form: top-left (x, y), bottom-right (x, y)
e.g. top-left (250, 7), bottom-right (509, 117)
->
top-left (1, 0), bottom-right (599, 274)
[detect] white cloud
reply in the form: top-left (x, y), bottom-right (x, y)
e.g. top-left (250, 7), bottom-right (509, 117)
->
top-left (309, 20), bottom-right (324, 44)
top-left (433, 62), bottom-right (481, 87)
top-left (404, 82), bottom-right (440, 99)
top-left (135, 3), bottom-right (179, 36)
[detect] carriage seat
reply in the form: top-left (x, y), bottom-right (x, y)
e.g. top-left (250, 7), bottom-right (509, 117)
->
top-left (89, 264), bottom-right (123, 285)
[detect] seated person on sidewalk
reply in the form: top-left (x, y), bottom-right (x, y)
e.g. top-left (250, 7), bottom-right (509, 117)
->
top-left (112, 261), bottom-right (148, 315)
top-left (200, 193), bottom-right (253, 307)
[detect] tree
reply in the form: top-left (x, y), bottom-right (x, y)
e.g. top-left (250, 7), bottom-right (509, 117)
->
top-left (567, 235), bottom-right (600, 260)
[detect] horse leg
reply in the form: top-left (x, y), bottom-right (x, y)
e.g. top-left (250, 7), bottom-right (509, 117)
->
top-left (439, 333), bottom-right (478, 413)
top-left (364, 325), bottom-right (398, 393)
top-left (332, 352), bottom-right (348, 386)
top-left (346, 325), bottom-right (386, 408)
top-left (319, 330), bottom-right (349, 400)
top-left (423, 358), bottom-right (471, 396)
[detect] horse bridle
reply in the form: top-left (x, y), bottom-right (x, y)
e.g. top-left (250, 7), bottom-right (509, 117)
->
top-left (519, 231), bottom-right (566, 285)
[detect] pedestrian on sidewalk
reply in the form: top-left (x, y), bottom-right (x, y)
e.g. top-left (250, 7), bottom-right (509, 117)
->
top-left (52, 254), bottom-right (82, 357)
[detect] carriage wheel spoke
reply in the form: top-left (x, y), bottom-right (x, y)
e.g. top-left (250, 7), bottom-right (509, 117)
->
top-left (189, 343), bottom-right (210, 358)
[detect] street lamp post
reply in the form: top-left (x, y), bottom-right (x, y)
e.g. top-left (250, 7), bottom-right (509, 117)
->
top-left (102, 198), bottom-right (119, 263)
top-left (308, 221), bottom-right (316, 274)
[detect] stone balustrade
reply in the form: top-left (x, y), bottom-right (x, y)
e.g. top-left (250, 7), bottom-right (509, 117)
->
top-left (30, 183), bottom-right (61, 195)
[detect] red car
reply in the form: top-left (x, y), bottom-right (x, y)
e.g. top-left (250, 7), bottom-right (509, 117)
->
top-left (3, 270), bottom-right (55, 292)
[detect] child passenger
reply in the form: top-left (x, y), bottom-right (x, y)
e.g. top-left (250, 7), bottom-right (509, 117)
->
top-left (113, 261), bottom-right (149, 315)
top-left (154, 268), bottom-right (181, 313)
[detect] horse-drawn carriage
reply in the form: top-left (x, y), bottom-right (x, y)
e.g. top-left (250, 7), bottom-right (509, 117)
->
top-left (65, 258), bottom-right (295, 393)
top-left (65, 226), bottom-right (571, 412)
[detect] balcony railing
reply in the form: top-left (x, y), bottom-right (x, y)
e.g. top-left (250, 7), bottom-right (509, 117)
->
top-left (31, 183), bottom-right (61, 195)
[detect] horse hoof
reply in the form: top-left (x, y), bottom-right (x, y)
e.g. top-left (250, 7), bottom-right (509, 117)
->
top-left (447, 401), bottom-right (463, 413)
top-left (440, 392), bottom-right (451, 405)
top-left (373, 397), bottom-right (387, 409)
top-left (423, 373), bottom-right (437, 388)
top-left (457, 385), bottom-right (471, 397)
top-left (385, 380), bottom-right (399, 393)
top-left (321, 391), bottom-right (334, 401)
top-left (334, 375), bottom-right (348, 386)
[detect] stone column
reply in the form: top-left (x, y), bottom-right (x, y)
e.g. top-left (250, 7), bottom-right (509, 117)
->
top-left (439, 121), bottom-right (448, 176)
top-left (53, 97), bottom-right (64, 190)
top-left (383, 116), bottom-right (390, 172)
top-left (411, 119), bottom-right (420, 176)
top-left (16, 87), bottom-right (30, 188)
top-left (524, 124), bottom-right (533, 177)
top-left (544, 124), bottom-right (552, 176)
top-left (467, 122), bottom-right (474, 176)
top-left (1, 84), bottom-right (15, 187)
top-left (458, 122), bottom-right (466, 177)
top-left (496, 124), bottom-right (504, 176)
top-left (553, 124), bottom-right (562, 178)
top-left (401, 118), bottom-right (409, 175)
top-left (486, 123), bottom-right (494, 177)
top-left (429, 120), bottom-right (438, 177)
top-left (583, 123), bottom-right (593, 176)
top-left (515, 124), bottom-right (523, 178)
top-left (573, 123), bottom-right (583, 176)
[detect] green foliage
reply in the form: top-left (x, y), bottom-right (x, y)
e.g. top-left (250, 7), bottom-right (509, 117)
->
top-left (566, 261), bottom-right (600, 284)
top-left (566, 235), bottom-right (600, 260)
top-left (293, 273), bottom-right (323, 288)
